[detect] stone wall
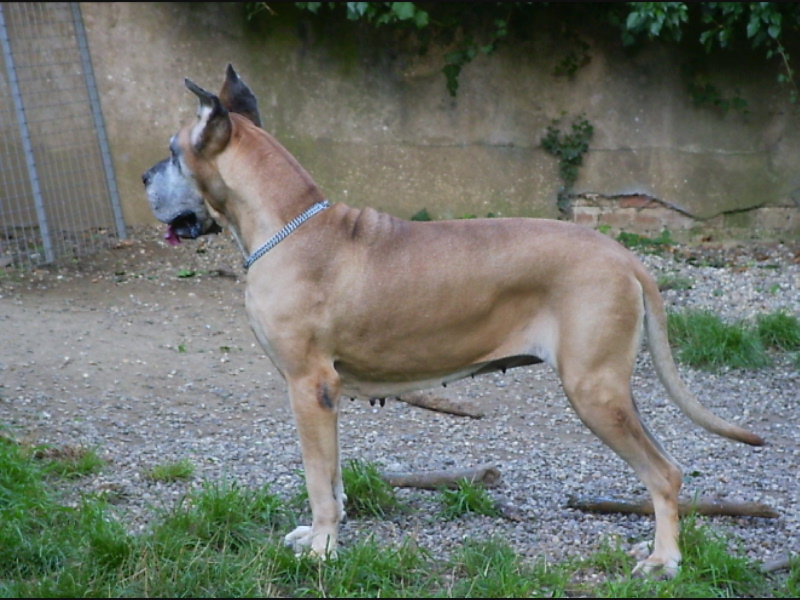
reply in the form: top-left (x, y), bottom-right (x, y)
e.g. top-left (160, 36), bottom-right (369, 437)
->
top-left (81, 3), bottom-right (799, 241)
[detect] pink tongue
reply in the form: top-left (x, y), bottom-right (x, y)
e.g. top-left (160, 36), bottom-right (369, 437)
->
top-left (164, 225), bottom-right (181, 246)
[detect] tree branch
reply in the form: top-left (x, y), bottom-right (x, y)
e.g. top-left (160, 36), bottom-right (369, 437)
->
top-left (761, 555), bottom-right (794, 573)
top-left (381, 463), bottom-right (500, 489)
top-left (395, 392), bottom-right (485, 418)
top-left (567, 495), bottom-right (779, 519)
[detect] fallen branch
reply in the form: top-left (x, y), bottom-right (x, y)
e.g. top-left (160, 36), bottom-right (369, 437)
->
top-left (567, 496), bottom-right (779, 519)
top-left (760, 555), bottom-right (794, 573)
top-left (381, 463), bottom-right (500, 489)
top-left (395, 392), bottom-right (485, 418)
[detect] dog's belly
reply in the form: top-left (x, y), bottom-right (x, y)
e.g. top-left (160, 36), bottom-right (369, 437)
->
top-left (336, 353), bottom-right (542, 398)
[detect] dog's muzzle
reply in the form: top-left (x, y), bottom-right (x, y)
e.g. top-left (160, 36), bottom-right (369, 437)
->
top-left (166, 210), bottom-right (222, 244)
top-left (142, 159), bottom-right (222, 246)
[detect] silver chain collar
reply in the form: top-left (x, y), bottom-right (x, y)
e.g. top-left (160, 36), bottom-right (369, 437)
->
top-left (243, 200), bottom-right (330, 270)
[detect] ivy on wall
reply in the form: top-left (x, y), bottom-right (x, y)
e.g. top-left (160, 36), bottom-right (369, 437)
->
top-left (249, 2), bottom-right (800, 102)
top-left (244, 2), bottom-right (799, 214)
top-left (540, 114), bottom-right (594, 215)
top-left (622, 2), bottom-right (798, 103)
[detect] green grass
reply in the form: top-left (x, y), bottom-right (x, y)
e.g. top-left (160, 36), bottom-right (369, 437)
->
top-left (409, 209), bottom-right (497, 221)
top-left (667, 310), bottom-right (771, 370)
top-left (667, 309), bottom-right (799, 371)
top-left (448, 538), bottom-right (569, 597)
top-left (755, 311), bottom-right (800, 352)
top-left (150, 479), bottom-right (288, 553)
top-left (616, 229), bottom-right (676, 254)
top-left (593, 515), bottom-right (770, 598)
top-left (0, 437), bottom-right (132, 593)
top-left (32, 444), bottom-right (105, 478)
top-left (0, 437), bottom-right (796, 598)
top-left (284, 537), bottom-right (436, 598)
top-left (657, 273), bottom-right (694, 291)
top-left (788, 555), bottom-right (800, 597)
top-left (292, 459), bottom-right (401, 519)
top-left (410, 208), bottom-right (432, 221)
top-left (437, 478), bottom-right (500, 520)
top-left (145, 458), bottom-right (195, 482)
top-left (341, 458), bottom-right (400, 518)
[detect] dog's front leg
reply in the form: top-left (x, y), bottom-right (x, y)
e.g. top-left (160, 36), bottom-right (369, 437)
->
top-left (284, 370), bottom-right (345, 558)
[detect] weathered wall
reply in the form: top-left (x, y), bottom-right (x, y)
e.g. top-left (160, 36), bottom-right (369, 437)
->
top-left (81, 2), bottom-right (799, 240)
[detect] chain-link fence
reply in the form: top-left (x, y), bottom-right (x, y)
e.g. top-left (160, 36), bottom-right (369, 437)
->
top-left (0, 2), bottom-right (125, 269)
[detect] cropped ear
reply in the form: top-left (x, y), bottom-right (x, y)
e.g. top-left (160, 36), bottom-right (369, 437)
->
top-left (185, 78), bottom-right (231, 156)
top-left (219, 64), bottom-right (262, 127)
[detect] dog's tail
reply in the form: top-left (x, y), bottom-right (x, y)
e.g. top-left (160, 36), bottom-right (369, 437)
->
top-left (640, 272), bottom-right (765, 446)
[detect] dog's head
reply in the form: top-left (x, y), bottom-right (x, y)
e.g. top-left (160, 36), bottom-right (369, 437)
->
top-left (142, 64), bottom-right (261, 245)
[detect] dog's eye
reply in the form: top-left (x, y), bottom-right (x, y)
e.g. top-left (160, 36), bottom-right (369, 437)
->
top-left (169, 148), bottom-right (182, 173)
top-left (169, 137), bottom-right (180, 162)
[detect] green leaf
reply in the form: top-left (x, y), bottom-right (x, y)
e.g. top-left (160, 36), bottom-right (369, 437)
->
top-left (297, 2), bottom-right (321, 14)
top-left (649, 19), bottom-right (663, 38)
top-left (442, 63), bottom-right (461, 96)
top-left (621, 31), bottom-right (635, 47)
top-left (626, 11), bottom-right (643, 31)
top-left (444, 50), bottom-right (468, 65)
top-left (390, 2), bottom-right (416, 21)
top-left (346, 2), bottom-right (370, 20)
top-left (494, 18), bottom-right (508, 39)
top-left (746, 18), bottom-right (760, 38)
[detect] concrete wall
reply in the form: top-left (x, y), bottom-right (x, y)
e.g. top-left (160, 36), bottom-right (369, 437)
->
top-left (81, 2), bottom-right (799, 241)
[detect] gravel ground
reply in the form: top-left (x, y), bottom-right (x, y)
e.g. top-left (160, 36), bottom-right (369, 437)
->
top-left (0, 226), bottom-right (797, 574)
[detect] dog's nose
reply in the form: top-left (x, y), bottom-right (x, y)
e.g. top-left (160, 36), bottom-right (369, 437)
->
top-left (142, 171), bottom-right (151, 186)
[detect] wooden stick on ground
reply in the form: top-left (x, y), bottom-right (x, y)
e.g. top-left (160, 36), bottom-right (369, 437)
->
top-left (395, 392), bottom-right (485, 418)
top-left (381, 463), bottom-right (501, 489)
top-left (760, 555), bottom-right (794, 573)
top-left (567, 496), bottom-right (780, 519)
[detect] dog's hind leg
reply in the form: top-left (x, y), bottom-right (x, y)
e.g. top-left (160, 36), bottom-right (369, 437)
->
top-left (554, 275), bottom-right (684, 579)
top-left (559, 355), bottom-right (684, 578)
top-left (283, 364), bottom-right (346, 558)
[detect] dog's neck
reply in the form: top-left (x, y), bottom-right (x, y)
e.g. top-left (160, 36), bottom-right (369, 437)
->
top-left (220, 117), bottom-right (327, 258)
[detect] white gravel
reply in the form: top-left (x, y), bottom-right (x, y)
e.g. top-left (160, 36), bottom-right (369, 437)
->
top-left (0, 229), bottom-right (797, 573)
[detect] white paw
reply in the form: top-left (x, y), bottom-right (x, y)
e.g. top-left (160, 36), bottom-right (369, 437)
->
top-left (284, 525), bottom-right (337, 559)
top-left (632, 558), bottom-right (680, 580)
top-left (628, 541), bottom-right (680, 579)
top-left (284, 525), bottom-right (313, 550)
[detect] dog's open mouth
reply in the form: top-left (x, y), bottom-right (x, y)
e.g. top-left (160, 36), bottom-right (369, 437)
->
top-left (165, 211), bottom-right (221, 246)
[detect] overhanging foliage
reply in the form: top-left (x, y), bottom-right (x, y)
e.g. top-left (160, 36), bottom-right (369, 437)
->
top-left (249, 2), bottom-right (799, 100)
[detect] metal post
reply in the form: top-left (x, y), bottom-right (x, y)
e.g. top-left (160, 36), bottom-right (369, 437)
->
top-left (70, 2), bottom-right (127, 240)
top-left (0, 3), bottom-right (54, 264)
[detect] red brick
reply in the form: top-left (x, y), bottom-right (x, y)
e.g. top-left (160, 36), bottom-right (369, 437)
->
top-left (618, 196), bottom-right (659, 209)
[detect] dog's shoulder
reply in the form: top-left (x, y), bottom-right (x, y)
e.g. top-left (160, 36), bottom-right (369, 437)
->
top-left (333, 204), bottom-right (410, 244)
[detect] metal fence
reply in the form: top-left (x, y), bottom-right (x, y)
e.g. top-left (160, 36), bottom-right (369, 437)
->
top-left (0, 2), bottom-right (125, 269)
